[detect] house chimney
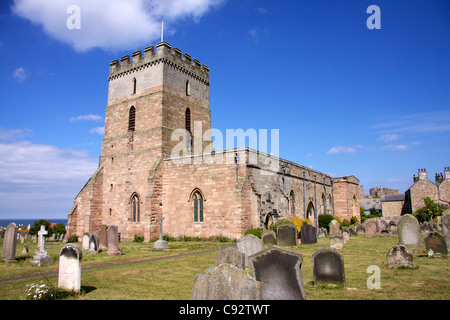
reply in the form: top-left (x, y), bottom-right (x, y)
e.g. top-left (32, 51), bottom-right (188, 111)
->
top-left (418, 168), bottom-right (427, 181)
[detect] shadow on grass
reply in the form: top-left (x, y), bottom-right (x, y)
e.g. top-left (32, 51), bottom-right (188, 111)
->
top-left (81, 286), bottom-right (97, 295)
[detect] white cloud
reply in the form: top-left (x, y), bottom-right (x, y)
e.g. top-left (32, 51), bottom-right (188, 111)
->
top-left (12, 0), bottom-right (224, 52)
top-left (13, 67), bottom-right (27, 82)
top-left (70, 114), bottom-right (103, 122)
top-left (0, 127), bottom-right (32, 141)
top-left (382, 144), bottom-right (408, 151)
top-left (327, 145), bottom-right (362, 154)
top-left (371, 111), bottom-right (450, 134)
top-left (0, 140), bottom-right (98, 217)
top-left (377, 133), bottom-right (399, 142)
top-left (89, 126), bottom-right (105, 135)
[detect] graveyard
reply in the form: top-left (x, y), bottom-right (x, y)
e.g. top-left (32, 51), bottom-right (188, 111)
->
top-left (0, 222), bottom-right (449, 300)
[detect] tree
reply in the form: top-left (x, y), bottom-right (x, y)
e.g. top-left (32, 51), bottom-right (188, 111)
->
top-left (29, 219), bottom-right (51, 236)
top-left (414, 197), bottom-right (447, 223)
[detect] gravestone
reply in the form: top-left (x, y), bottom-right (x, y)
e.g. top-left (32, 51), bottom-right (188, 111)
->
top-left (88, 233), bottom-right (99, 253)
top-left (277, 224), bottom-right (297, 246)
top-left (317, 227), bottom-right (328, 238)
top-left (355, 224), bottom-right (365, 235)
top-left (398, 214), bottom-right (422, 250)
top-left (386, 245), bottom-right (414, 268)
top-left (329, 235), bottom-right (344, 250)
top-left (106, 225), bottom-right (121, 256)
top-left (2, 223), bottom-right (18, 262)
top-left (249, 246), bottom-right (306, 300)
top-left (30, 225), bottom-right (53, 266)
top-left (191, 264), bottom-right (263, 300)
top-left (365, 219), bottom-right (378, 237)
top-left (261, 230), bottom-right (277, 247)
top-left (342, 230), bottom-right (350, 243)
top-left (216, 247), bottom-right (245, 270)
top-left (329, 220), bottom-right (341, 237)
top-left (81, 233), bottom-right (90, 250)
top-left (378, 220), bottom-right (390, 236)
top-left (154, 214), bottom-right (169, 250)
top-left (58, 244), bottom-right (82, 293)
top-left (236, 234), bottom-right (263, 266)
top-left (300, 224), bottom-right (317, 244)
top-left (22, 245), bottom-right (29, 255)
top-left (424, 232), bottom-right (448, 257)
top-left (99, 225), bottom-right (108, 250)
top-left (442, 210), bottom-right (450, 249)
top-left (312, 248), bottom-right (345, 287)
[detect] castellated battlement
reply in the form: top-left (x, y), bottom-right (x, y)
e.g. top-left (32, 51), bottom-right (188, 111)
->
top-left (108, 41), bottom-right (209, 85)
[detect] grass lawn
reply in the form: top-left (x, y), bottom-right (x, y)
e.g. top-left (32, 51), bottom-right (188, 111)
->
top-left (0, 234), bottom-right (449, 300)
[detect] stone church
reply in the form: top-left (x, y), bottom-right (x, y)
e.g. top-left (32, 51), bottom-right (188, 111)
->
top-left (67, 41), bottom-right (360, 241)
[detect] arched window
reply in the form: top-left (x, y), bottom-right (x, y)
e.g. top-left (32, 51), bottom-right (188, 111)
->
top-left (131, 193), bottom-right (140, 222)
top-left (191, 189), bottom-right (204, 223)
top-left (185, 108), bottom-right (192, 152)
top-left (132, 77), bottom-right (137, 95)
top-left (128, 106), bottom-right (136, 131)
top-left (289, 190), bottom-right (295, 217)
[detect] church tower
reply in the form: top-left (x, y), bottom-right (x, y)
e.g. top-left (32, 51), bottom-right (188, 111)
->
top-left (67, 42), bottom-right (212, 240)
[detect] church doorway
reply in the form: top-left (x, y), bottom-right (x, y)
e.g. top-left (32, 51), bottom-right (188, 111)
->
top-left (264, 213), bottom-right (274, 229)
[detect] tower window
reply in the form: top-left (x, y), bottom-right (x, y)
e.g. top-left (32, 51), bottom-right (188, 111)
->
top-left (131, 193), bottom-right (140, 222)
top-left (185, 108), bottom-right (192, 152)
top-left (128, 106), bottom-right (136, 131)
top-left (132, 77), bottom-right (137, 94)
top-left (193, 191), bottom-right (203, 223)
top-left (186, 80), bottom-right (191, 96)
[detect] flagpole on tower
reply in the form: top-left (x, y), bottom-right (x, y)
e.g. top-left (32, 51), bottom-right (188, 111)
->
top-left (161, 20), bottom-right (164, 42)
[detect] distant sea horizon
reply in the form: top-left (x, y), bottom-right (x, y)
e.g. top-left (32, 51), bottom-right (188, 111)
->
top-left (0, 218), bottom-right (67, 228)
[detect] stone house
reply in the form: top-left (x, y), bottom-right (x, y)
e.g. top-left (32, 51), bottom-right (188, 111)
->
top-left (66, 41), bottom-right (360, 241)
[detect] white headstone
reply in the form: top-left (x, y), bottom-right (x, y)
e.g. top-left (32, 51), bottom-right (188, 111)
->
top-left (58, 244), bottom-right (82, 293)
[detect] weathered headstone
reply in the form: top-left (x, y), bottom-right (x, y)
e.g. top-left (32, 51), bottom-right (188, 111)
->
top-left (317, 227), bottom-right (328, 238)
top-left (22, 245), bottom-right (29, 255)
top-left (88, 233), bottom-right (99, 253)
top-left (249, 246), bottom-right (306, 300)
top-left (424, 232), bottom-right (448, 257)
top-left (154, 214), bottom-right (169, 250)
top-left (329, 235), bottom-right (344, 250)
top-left (442, 210), bottom-right (450, 249)
top-left (30, 225), bottom-right (53, 266)
top-left (237, 234), bottom-right (263, 266)
top-left (216, 247), bottom-right (245, 269)
top-left (2, 223), bottom-right (18, 262)
top-left (98, 225), bottom-right (108, 250)
top-left (386, 245), bottom-right (414, 268)
top-left (261, 230), bottom-right (277, 247)
top-left (365, 219), bottom-right (378, 237)
top-left (342, 230), bottom-right (350, 243)
top-left (312, 248), bottom-right (345, 287)
top-left (329, 220), bottom-right (341, 237)
top-left (378, 219), bottom-right (390, 236)
top-left (398, 214), bottom-right (422, 250)
top-left (81, 233), bottom-right (90, 250)
top-left (191, 264), bottom-right (263, 300)
top-left (106, 225), bottom-right (121, 256)
top-left (58, 244), bottom-right (82, 293)
top-left (300, 224), bottom-right (317, 244)
top-left (354, 224), bottom-right (365, 235)
top-left (277, 224), bottom-right (297, 246)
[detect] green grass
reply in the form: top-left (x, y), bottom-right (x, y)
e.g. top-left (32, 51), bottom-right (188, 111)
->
top-left (1, 234), bottom-right (449, 300)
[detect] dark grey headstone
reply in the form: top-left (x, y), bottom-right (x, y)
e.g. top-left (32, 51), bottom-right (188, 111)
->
top-left (106, 225), bottom-right (121, 256)
top-left (301, 224), bottom-right (317, 244)
top-left (261, 230), bottom-right (277, 247)
top-left (216, 247), bottom-right (245, 269)
top-left (2, 223), bottom-right (18, 262)
top-left (99, 225), bottom-right (108, 250)
top-left (312, 248), bottom-right (345, 287)
top-left (89, 233), bottom-right (99, 253)
top-left (386, 245), bottom-right (414, 268)
top-left (191, 264), bottom-right (263, 300)
top-left (425, 232), bottom-right (448, 257)
top-left (249, 246), bottom-right (306, 300)
top-left (277, 224), bottom-right (297, 246)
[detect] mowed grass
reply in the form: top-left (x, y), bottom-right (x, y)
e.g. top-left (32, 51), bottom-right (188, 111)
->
top-left (0, 234), bottom-right (449, 300)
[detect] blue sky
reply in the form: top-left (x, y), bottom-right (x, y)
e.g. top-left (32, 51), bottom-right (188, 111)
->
top-left (0, 0), bottom-right (449, 219)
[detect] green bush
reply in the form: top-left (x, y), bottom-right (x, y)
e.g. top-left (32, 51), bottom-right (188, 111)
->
top-left (245, 228), bottom-right (262, 239)
top-left (67, 235), bottom-right (78, 243)
top-left (318, 214), bottom-right (334, 232)
top-left (414, 197), bottom-right (447, 223)
top-left (350, 216), bottom-right (359, 224)
top-left (133, 234), bottom-right (144, 243)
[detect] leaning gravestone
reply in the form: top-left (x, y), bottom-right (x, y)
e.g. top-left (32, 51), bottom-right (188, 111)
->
top-left (237, 234), bottom-right (263, 266)
top-left (365, 219), bottom-right (378, 237)
top-left (329, 220), bottom-right (341, 237)
top-left (2, 223), bottom-right (18, 262)
top-left (216, 247), bottom-right (245, 270)
top-left (424, 232), bottom-right (448, 257)
top-left (98, 225), bottom-right (108, 250)
top-left (191, 264), bottom-right (263, 300)
top-left (249, 246), bottom-right (306, 300)
top-left (261, 230), bottom-right (277, 247)
top-left (58, 244), bottom-right (82, 293)
top-left (277, 224), bottom-right (297, 246)
top-left (398, 214), bottom-right (422, 251)
top-left (81, 233), bottom-right (90, 250)
top-left (300, 224), bottom-right (317, 244)
top-left (441, 210), bottom-right (450, 249)
top-left (312, 248), bottom-right (345, 287)
top-left (106, 225), bottom-right (121, 256)
top-left (386, 245), bottom-right (414, 268)
top-left (88, 233), bottom-right (99, 253)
